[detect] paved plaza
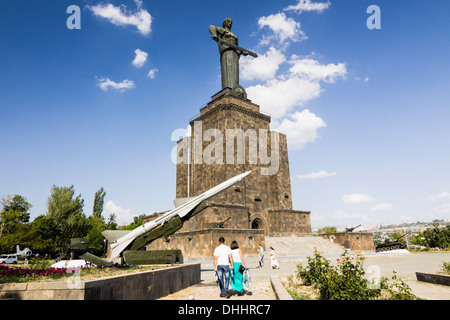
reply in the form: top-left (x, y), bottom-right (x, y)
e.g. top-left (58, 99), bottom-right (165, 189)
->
top-left (159, 251), bottom-right (450, 300)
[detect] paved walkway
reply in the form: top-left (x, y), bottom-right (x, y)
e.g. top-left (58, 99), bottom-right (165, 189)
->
top-left (159, 251), bottom-right (450, 300)
top-left (159, 256), bottom-right (277, 300)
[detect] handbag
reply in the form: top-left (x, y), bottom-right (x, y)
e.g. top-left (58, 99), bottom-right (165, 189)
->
top-left (239, 264), bottom-right (245, 274)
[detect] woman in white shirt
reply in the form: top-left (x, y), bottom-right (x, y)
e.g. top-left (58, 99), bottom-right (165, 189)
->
top-left (230, 240), bottom-right (247, 295)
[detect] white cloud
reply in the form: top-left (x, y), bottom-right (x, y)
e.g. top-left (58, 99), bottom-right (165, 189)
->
top-left (88, 3), bottom-right (152, 35)
top-left (103, 200), bottom-right (133, 224)
top-left (296, 170), bottom-right (337, 179)
top-left (147, 68), bottom-right (158, 79)
top-left (342, 194), bottom-right (375, 204)
top-left (132, 49), bottom-right (148, 67)
top-left (97, 78), bottom-right (135, 92)
top-left (246, 77), bottom-right (321, 119)
top-left (370, 203), bottom-right (394, 212)
top-left (258, 13), bottom-right (306, 44)
top-left (417, 203), bottom-right (450, 221)
top-left (276, 110), bottom-right (326, 150)
top-left (284, 0), bottom-right (331, 14)
top-left (241, 5), bottom-right (346, 152)
top-left (245, 57), bottom-right (346, 120)
top-left (431, 203), bottom-right (450, 215)
top-left (133, 0), bottom-right (143, 8)
top-left (426, 192), bottom-right (450, 201)
top-left (288, 57), bottom-right (347, 83)
top-left (240, 47), bottom-right (286, 82)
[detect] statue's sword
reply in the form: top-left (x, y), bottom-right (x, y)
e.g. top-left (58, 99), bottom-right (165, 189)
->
top-left (218, 38), bottom-right (258, 58)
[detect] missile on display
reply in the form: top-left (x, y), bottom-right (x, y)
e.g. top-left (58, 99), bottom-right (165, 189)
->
top-left (103, 170), bottom-right (253, 259)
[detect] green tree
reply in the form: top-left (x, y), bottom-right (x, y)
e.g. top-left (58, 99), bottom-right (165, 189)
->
top-left (93, 187), bottom-right (106, 218)
top-left (46, 185), bottom-right (85, 228)
top-left (120, 214), bottom-right (146, 230)
top-left (423, 223), bottom-right (450, 249)
top-left (86, 215), bottom-right (107, 256)
top-left (46, 185), bottom-right (91, 255)
top-left (0, 195), bottom-right (32, 239)
top-left (106, 213), bottom-right (117, 229)
top-left (318, 226), bottom-right (337, 234)
top-left (23, 215), bottom-right (60, 256)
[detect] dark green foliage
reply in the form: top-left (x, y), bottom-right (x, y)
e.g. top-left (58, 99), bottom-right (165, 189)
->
top-left (422, 224), bottom-right (450, 249)
top-left (46, 185), bottom-right (85, 229)
top-left (0, 195), bottom-right (32, 239)
top-left (93, 187), bottom-right (106, 219)
top-left (0, 187), bottom-right (146, 258)
top-left (296, 250), bottom-right (418, 300)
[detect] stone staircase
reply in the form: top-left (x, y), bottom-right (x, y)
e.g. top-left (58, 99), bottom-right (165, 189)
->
top-left (265, 236), bottom-right (347, 260)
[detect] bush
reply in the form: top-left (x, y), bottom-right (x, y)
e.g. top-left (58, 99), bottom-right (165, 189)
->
top-left (382, 271), bottom-right (418, 300)
top-left (296, 250), bottom-right (418, 300)
top-left (441, 261), bottom-right (450, 274)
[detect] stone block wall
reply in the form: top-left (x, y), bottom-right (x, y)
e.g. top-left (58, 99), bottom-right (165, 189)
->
top-left (265, 209), bottom-right (312, 236)
top-left (181, 203), bottom-right (250, 231)
top-left (146, 228), bottom-right (265, 258)
top-left (320, 232), bottom-right (375, 251)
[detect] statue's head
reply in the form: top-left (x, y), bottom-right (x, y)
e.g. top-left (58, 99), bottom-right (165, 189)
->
top-left (223, 18), bottom-right (232, 29)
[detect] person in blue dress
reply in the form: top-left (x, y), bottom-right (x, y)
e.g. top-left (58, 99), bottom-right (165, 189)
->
top-left (230, 240), bottom-right (247, 295)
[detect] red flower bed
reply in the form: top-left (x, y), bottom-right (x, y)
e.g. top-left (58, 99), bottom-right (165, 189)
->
top-left (0, 264), bottom-right (68, 278)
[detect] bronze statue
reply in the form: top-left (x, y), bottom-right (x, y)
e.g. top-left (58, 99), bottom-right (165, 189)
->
top-left (209, 18), bottom-right (257, 98)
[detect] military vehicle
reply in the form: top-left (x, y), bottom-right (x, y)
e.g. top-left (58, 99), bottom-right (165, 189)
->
top-left (375, 234), bottom-right (407, 252)
top-left (55, 237), bottom-right (96, 261)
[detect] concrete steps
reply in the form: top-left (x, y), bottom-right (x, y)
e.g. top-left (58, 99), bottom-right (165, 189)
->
top-left (265, 236), bottom-right (347, 260)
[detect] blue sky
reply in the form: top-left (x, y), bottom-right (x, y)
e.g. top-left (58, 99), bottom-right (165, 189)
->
top-left (1, 0), bottom-right (450, 229)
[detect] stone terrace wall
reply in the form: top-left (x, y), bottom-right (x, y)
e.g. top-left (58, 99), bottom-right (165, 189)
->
top-left (320, 232), bottom-right (375, 251)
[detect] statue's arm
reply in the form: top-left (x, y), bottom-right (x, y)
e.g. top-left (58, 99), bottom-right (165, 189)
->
top-left (209, 25), bottom-right (219, 41)
top-left (209, 25), bottom-right (225, 42)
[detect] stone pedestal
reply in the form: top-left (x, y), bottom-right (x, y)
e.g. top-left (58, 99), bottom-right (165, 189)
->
top-left (147, 91), bottom-right (311, 258)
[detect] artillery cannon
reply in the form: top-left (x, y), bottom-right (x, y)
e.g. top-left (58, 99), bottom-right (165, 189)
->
top-left (345, 224), bottom-right (361, 233)
top-left (211, 217), bottom-right (231, 229)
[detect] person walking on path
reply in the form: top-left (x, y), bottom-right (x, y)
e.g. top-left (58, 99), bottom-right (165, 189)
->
top-left (230, 240), bottom-right (247, 295)
top-left (257, 244), bottom-right (264, 268)
top-left (269, 246), bottom-right (280, 269)
top-left (213, 237), bottom-right (234, 298)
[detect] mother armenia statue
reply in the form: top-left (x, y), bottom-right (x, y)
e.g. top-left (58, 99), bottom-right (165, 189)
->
top-left (209, 18), bottom-right (257, 99)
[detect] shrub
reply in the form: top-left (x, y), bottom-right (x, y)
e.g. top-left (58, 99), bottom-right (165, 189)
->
top-left (441, 261), bottom-right (450, 274)
top-left (381, 271), bottom-right (418, 300)
top-left (296, 250), bottom-right (417, 300)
